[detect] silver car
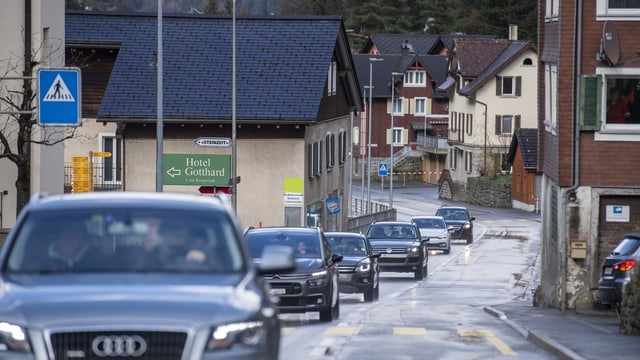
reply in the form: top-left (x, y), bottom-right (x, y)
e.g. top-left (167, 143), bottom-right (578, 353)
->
top-left (0, 192), bottom-right (294, 360)
top-left (410, 215), bottom-right (452, 254)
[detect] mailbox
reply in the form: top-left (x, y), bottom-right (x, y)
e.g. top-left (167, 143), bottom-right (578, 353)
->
top-left (570, 239), bottom-right (587, 259)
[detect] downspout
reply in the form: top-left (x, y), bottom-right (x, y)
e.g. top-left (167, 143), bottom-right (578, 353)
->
top-left (560, 0), bottom-right (583, 312)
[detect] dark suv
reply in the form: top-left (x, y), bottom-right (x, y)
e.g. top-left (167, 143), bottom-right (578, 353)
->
top-left (365, 221), bottom-right (428, 280)
top-left (244, 227), bottom-right (342, 322)
top-left (597, 233), bottom-right (640, 309)
top-left (435, 205), bottom-right (475, 244)
top-left (0, 192), bottom-right (294, 360)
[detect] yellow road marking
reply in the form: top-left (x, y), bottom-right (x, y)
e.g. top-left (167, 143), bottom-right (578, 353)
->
top-left (324, 326), bottom-right (360, 336)
top-left (393, 327), bottom-right (428, 336)
top-left (458, 329), bottom-right (517, 356)
top-left (281, 327), bottom-right (294, 336)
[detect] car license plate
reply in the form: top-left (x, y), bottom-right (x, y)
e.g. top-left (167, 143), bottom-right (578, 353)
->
top-left (270, 288), bottom-right (286, 295)
top-left (339, 273), bottom-right (352, 282)
top-left (604, 267), bottom-right (613, 275)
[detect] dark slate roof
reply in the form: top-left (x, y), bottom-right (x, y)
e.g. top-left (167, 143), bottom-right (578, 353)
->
top-left (507, 128), bottom-right (538, 171)
top-left (65, 11), bottom-right (358, 122)
top-left (439, 34), bottom-right (497, 52)
top-left (454, 39), bottom-right (511, 78)
top-left (352, 53), bottom-right (448, 98)
top-left (459, 40), bottom-right (536, 96)
top-left (361, 34), bottom-right (441, 55)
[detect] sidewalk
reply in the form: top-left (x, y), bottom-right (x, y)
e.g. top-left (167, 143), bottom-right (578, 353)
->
top-left (485, 302), bottom-right (640, 360)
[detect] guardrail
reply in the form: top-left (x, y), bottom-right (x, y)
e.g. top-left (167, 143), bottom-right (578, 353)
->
top-left (347, 198), bottom-right (396, 233)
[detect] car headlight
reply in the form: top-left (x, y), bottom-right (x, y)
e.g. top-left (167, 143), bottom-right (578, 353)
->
top-left (463, 222), bottom-right (472, 229)
top-left (356, 259), bottom-right (371, 272)
top-left (0, 322), bottom-right (31, 352)
top-left (208, 321), bottom-right (265, 350)
top-left (307, 270), bottom-right (329, 286)
top-left (408, 246), bottom-right (420, 253)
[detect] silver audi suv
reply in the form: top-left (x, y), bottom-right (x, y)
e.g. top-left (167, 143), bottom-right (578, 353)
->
top-left (0, 192), bottom-right (294, 360)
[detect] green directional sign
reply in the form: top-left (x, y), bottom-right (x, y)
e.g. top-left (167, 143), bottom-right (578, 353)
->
top-left (163, 154), bottom-right (230, 186)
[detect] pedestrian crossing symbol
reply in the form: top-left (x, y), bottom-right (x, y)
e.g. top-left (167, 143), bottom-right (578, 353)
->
top-left (378, 162), bottom-right (388, 176)
top-left (37, 68), bottom-right (81, 126)
top-left (43, 74), bottom-right (75, 102)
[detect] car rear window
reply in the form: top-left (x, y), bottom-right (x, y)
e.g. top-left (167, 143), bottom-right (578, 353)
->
top-left (611, 237), bottom-right (640, 256)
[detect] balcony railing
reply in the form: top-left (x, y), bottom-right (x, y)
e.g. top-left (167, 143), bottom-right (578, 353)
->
top-left (415, 134), bottom-right (449, 154)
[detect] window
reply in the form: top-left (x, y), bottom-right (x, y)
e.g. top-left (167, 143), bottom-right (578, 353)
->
top-left (327, 60), bottom-right (337, 96)
top-left (387, 128), bottom-right (403, 145)
top-left (523, 58), bottom-right (533, 66)
top-left (414, 98), bottom-right (427, 115)
top-left (326, 133), bottom-right (335, 170)
top-left (544, 64), bottom-right (558, 134)
top-left (307, 143), bottom-right (314, 179)
top-left (597, 0), bottom-right (640, 19)
top-left (545, 0), bottom-right (559, 19)
top-left (338, 130), bottom-right (347, 165)
top-left (495, 115), bottom-right (521, 135)
top-left (451, 112), bottom-right (457, 132)
top-left (404, 70), bottom-right (426, 86)
top-left (308, 141), bottom-right (323, 179)
top-left (100, 134), bottom-right (122, 184)
top-left (496, 76), bottom-right (521, 96)
top-left (466, 114), bottom-right (473, 136)
top-left (448, 148), bottom-right (458, 169)
top-left (464, 151), bottom-right (473, 173)
top-left (589, 67), bottom-right (640, 140)
top-left (391, 97), bottom-right (404, 115)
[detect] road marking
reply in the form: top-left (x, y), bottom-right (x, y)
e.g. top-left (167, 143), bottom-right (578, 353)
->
top-left (324, 326), bottom-right (360, 336)
top-left (393, 327), bottom-right (428, 336)
top-left (281, 327), bottom-right (294, 335)
top-left (458, 329), bottom-right (517, 356)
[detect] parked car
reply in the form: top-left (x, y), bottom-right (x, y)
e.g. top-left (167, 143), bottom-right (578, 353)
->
top-left (435, 205), bottom-right (475, 244)
top-left (365, 221), bottom-right (428, 280)
top-left (244, 227), bottom-right (342, 322)
top-left (0, 191), bottom-right (294, 360)
top-left (325, 232), bottom-right (381, 302)
top-left (597, 233), bottom-right (640, 309)
top-left (410, 215), bottom-right (452, 254)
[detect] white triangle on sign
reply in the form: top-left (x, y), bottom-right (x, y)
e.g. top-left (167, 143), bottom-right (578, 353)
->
top-left (43, 74), bottom-right (75, 102)
top-left (379, 164), bottom-right (387, 171)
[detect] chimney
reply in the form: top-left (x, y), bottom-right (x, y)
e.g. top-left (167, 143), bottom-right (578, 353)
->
top-left (508, 24), bottom-right (518, 40)
top-left (401, 40), bottom-right (416, 55)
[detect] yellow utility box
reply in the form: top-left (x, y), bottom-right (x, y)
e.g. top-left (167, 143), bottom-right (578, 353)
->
top-left (570, 239), bottom-right (587, 259)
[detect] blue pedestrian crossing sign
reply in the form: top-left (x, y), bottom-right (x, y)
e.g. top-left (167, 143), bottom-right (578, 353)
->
top-left (37, 68), bottom-right (82, 126)
top-left (378, 162), bottom-right (388, 176)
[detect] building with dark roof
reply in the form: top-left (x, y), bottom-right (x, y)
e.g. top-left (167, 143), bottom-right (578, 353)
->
top-left (64, 11), bottom-right (363, 230)
top-left (507, 128), bottom-right (540, 212)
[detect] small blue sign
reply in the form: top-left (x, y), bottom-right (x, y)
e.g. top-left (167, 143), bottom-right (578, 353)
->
top-left (37, 68), bottom-right (81, 126)
top-left (378, 162), bottom-right (388, 176)
top-left (326, 197), bottom-right (341, 215)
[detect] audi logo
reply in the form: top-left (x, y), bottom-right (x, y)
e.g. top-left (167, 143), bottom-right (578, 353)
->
top-left (91, 335), bottom-right (147, 357)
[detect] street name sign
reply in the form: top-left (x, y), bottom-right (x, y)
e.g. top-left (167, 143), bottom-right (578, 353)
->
top-left (37, 68), bottom-right (81, 126)
top-left (193, 137), bottom-right (231, 147)
top-left (163, 154), bottom-right (231, 186)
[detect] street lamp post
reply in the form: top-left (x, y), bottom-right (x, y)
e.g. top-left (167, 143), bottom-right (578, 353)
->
top-left (367, 57), bottom-right (383, 214)
top-left (156, 0), bottom-right (163, 192)
top-left (389, 72), bottom-right (402, 209)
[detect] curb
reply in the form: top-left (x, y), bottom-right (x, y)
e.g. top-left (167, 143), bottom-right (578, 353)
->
top-left (483, 306), bottom-right (587, 360)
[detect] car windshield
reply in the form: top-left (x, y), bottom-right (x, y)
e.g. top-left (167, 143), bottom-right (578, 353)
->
top-left (367, 225), bottom-right (417, 239)
top-left (611, 237), bottom-right (640, 256)
top-left (5, 208), bottom-right (245, 274)
top-left (326, 235), bottom-right (367, 256)
top-left (246, 231), bottom-right (321, 259)
top-left (412, 218), bottom-right (446, 229)
top-left (436, 209), bottom-right (468, 221)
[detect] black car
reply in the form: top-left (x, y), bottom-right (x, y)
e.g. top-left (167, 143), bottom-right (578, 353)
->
top-left (245, 227), bottom-right (343, 322)
top-left (597, 233), bottom-right (640, 309)
top-left (435, 205), bottom-right (475, 244)
top-left (325, 232), bottom-right (381, 302)
top-left (365, 221), bottom-right (428, 280)
top-left (0, 191), bottom-right (294, 360)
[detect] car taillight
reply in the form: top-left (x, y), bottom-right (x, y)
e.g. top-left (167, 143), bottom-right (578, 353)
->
top-left (614, 259), bottom-right (636, 272)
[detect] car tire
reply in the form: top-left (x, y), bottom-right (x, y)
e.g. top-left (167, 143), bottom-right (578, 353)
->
top-left (466, 237), bottom-right (473, 244)
top-left (373, 281), bottom-right (380, 301)
top-left (363, 287), bottom-right (374, 302)
top-left (443, 247), bottom-right (450, 255)
top-left (319, 293), bottom-right (340, 322)
top-left (414, 260), bottom-right (426, 281)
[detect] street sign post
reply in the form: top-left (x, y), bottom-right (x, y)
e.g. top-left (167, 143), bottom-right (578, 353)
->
top-left (37, 68), bottom-right (81, 126)
top-left (163, 154), bottom-right (231, 186)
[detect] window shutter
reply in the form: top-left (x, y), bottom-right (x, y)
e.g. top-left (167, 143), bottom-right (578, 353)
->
top-left (515, 115), bottom-right (521, 130)
top-left (402, 129), bottom-right (409, 144)
top-left (495, 115), bottom-right (501, 134)
top-left (387, 99), bottom-right (392, 113)
top-left (496, 76), bottom-right (502, 96)
top-left (386, 129), bottom-right (392, 145)
top-left (308, 143), bottom-right (314, 179)
top-left (515, 76), bottom-right (522, 96)
top-left (580, 74), bottom-right (602, 131)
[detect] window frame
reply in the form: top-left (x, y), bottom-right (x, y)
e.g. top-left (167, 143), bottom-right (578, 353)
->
top-left (414, 97), bottom-right (427, 116)
top-left (403, 70), bottom-right (426, 87)
top-left (545, 0), bottom-right (559, 20)
top-left (594, 67), bottom-right (640, 141)
top-left (392, 97), bottom-right (404, 115)
top-left (544, 63), bottom-right (558, 135)
top-left (597, 0), bottom-right (640, 20)
top-left (98, 133), bottom-right (122, 184)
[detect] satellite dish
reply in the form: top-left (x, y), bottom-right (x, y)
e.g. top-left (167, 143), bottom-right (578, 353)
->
top-left (603, 21), bottom-right (620, 66)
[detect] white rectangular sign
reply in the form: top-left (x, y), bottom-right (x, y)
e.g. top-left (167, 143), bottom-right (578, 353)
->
top-left (193, 137), bottom-right (230, 147)
top-left (606, 205), bottom-right (629, 222)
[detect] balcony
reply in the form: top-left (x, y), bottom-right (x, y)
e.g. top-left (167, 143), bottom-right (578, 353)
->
top-left (415, 134), bottom-right (449, 154)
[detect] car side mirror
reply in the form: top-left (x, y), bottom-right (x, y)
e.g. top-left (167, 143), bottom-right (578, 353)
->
top-left (447, 226), bottom-right (456, 233)
top-left (330, 253), bottom-right (343, 264)
top-left (371, 252), bottom-right (382, 259)
top-left (256, 245), bottom-right (296, 275)
top-left (469, 216), bottom-right (475, 221)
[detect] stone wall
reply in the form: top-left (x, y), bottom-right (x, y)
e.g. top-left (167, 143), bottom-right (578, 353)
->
top-left (620, 263), bottom-right (640, 336)
top-left (466, 177), bottom-right (512, 208)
